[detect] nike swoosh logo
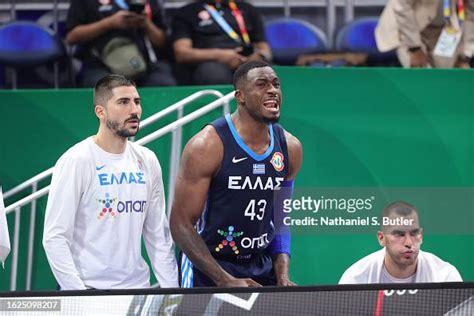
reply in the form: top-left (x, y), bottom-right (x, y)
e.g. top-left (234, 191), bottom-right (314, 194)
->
top-left (232, 157), bottom-right (248, 163)
top-left (96, 165), bottom-right (106, 171)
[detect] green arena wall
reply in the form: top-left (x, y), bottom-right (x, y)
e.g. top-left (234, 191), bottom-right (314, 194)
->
top-left (0, 67), bottom-right (472, 290)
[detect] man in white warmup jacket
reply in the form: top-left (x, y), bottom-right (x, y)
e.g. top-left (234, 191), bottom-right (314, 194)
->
top-left (0, 187), bottom-right (10, 268)
top-left (43, 74), bottom-right (178, 290)
top-left (339, 201), bottom-right (462, 284)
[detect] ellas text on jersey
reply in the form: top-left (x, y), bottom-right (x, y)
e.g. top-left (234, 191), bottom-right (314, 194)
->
top-left (98, 172), bottom-right (146, 186)
top-left (227, 176), bottom-right (284, 190)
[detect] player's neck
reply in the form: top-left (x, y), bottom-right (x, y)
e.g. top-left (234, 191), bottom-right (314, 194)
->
top-left (383, 256), bottom-right (417, 279)
top-left (94, 126), bottom-right (128, 154)
top-left (232, 112), bottom-right (270, 151)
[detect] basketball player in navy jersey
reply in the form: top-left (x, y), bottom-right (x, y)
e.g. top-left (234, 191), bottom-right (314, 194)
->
top-left (170, 61), bottom-right (303, 287)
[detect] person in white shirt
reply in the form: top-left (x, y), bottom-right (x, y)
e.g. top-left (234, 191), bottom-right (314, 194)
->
top-left (0, 187), bottom-right (10, 268)
top-left (339, 201), bottom-right (462, 284)
top-left (43, 74), bottom-right (178, 290)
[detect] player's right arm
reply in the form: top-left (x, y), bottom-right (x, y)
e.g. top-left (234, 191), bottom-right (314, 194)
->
top-left (42, 155), bottom-right (87, 290)
top-left (170, 126), bottom-right (261, 287)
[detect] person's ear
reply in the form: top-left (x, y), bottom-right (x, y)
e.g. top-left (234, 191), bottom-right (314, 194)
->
top-left (377, 231), bottom-right (386, 247)
top-left (235, 89), bottom-right (245, 105)
top-left (95, 104), bottom-right (106, 120)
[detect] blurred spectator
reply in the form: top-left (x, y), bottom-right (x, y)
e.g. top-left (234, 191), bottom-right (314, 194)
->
top-left (375, 0), bottom-right (473, 68)
top-left (171, 0), bottom-right (271, 85)
top-left (66, 0), bottom-right (176, 87)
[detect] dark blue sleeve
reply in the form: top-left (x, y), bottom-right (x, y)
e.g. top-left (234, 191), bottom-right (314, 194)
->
top-left (269, 180), bottom-right (293, 256)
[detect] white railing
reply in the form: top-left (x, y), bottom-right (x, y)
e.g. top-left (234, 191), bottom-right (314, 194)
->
top-left (4, 89), bottom-right (234, 291)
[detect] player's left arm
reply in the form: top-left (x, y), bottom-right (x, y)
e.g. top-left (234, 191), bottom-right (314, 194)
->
top-left (272, 131), bottom-right (303, 286)
top-left (285, 131), bottom-right (303, 181)
top-left (143, 153), bottom-right (179, 288)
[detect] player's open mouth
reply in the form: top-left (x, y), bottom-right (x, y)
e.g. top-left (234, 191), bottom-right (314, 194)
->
top-left (263, 100), bottom-right (279, 111)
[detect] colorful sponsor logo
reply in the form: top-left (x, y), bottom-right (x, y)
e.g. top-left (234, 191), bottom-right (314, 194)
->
top-left (270, 152), bottom-right (284, 172)
top-left (97, 193), bottom-right (117, 219)
top-left (97, 193), bottom-right (147, 219)
top-left (215, 226), bottom-right (244, 255)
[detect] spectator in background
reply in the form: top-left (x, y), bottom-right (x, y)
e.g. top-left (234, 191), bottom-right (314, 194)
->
top-left (171, 0), bottom-right (272, 85)
top-left (65, 0), bottom-right (176, 87)
top-left (339, 201), bottom-right (462, 284)
top-left (375, 0), bottom-right (473, 68)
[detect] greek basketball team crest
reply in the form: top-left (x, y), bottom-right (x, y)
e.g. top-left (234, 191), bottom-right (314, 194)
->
top-left (270, 152), bottom-right (284, 172)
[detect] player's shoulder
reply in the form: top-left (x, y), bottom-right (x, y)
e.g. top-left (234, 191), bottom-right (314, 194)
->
top-left (185, 124), bottom-right (223, 155)
top-left (419, 250), bottom-right (458, 272)
top-left (283, 129), bottom-right (302, 150)
top-left (419, 250), bottom-right (463, 281)
top-left (127, 141), bottom-right (161, 168)
top-left (339, 249), bottom-right (383, 284)
top-left (282, 128), bottom-right (303, 178)
top-left (59, 137), bottom-right (93, 162)
top-left (128, 141), bottom-right (156, 158)
top-left (181, 125), bottom-right (224, 175)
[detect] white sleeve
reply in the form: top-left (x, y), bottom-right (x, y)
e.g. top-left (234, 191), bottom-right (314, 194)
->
top-left (338, 268), bottom-right (356, 284)
top-left (143, 155), bottom-right (178, 288)
top-left (42, 156), bottom-right (87, 290)
top-left (0, 187), bottom-right (10, 268)
top-left (444, 265), bottom-right (463, 282)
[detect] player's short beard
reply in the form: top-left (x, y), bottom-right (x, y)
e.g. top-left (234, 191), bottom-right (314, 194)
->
top-left (387, 247), bottom-right (418, 268)
top-left (248, 108), bottom-right (279, 124)
top-left (106, 116), bottom-right (139, 138)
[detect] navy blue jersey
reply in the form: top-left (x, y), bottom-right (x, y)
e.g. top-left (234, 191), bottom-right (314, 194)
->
top-left (180, 114), bottom-right (289, 287)
top-left (200, 114), bottom-right (289, 261)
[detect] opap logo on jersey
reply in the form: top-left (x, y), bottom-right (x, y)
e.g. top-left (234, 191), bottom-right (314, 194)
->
top-left (97, 192), bottom-right (117, 219)
top-left (215, 226), bottom-right (244, 255)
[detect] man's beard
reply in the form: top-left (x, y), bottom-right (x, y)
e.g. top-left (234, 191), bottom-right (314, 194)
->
top-left (106, 115), bottom-right (140, 138)
top-left (248, 108), bottom-right (280, 124)
top-left (388, 249), bottom-right (418, 268)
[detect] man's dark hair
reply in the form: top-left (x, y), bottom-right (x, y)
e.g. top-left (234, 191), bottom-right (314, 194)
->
top-left (233, 60), bottom-right (272, 89)
top-left (93, 74), bottom-right (136, 108)
top-left (380, 201), bottom-right (419, 229)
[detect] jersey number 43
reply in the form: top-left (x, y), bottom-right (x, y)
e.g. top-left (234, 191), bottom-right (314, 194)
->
top-left (244, 199), bottom-right (267, 221)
